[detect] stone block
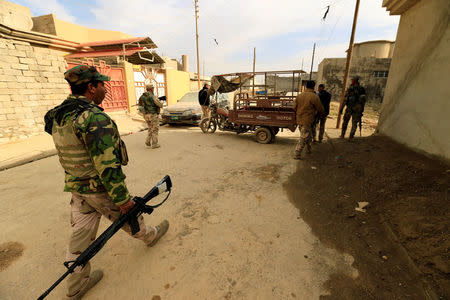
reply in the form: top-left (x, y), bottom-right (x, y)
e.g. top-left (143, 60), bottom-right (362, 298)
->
top-left (2, 108), bottom-right (14, 114)
top-left (23, 100), bottom-right (39, 107)
top-left (48, 77), bottom-right (64, 83)
top-left (3, 69), bottom-right (22, 76)
top-left (0, 75), bottom-right (16, 82)
top-left (0, 95), bottom-right (11, 101)
top-left (0, 115), bottom-right (6, 121)
top-left (0, 55), bottom-right (19, 63)
top-left (0, 82), bottom-right (7, 88)
top-left (33, 47), bottom-right (50, 54)
top-left (25, 82), bottom-right (42, 89)
top-left (7, 82), bottom-right (26, 89)
top-left (22, 70), bottom-right (39, 77)
top-left (10, 94), bottom-right (27, 101)
top-left (19, 57), bottom-right (37, 65)
top-left (25, 50), bottom-right (36, 58)
top-left (0, 49), bottom-right (8, 56)
top-left (8, 50), bottom-right (27, 57)
top-left (0, 89), bottom-right (14, 95)
top-left (15, 44), bottom-right (32, 51)
top-left (6, 113), bottom-right (17, 120)
top-left (18, 88), bottom-right (39, 95)
top-left (0, 120), bottom-right (17, 127)
top-left (0, 39), bottom-right (6, 49)
top-left (18, 119), bottom-right (35, 126)
top-left (16, 76), bottom-right (35, 83)
top-left (6, 43), bottom-right (15, 50)
top-left (36, 57), bottom-right (52, 66)
top-left (11, 64), bottom-right (29, 70)
top-left (35, 77), bottom-right (48, 83)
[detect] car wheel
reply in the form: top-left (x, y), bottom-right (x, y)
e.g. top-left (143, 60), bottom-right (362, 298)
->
top-left (254, 127), bottom-right (272, 144)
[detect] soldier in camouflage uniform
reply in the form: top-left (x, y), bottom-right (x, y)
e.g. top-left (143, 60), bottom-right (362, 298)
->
top-left (44, 65), bottom-right (169, 300)
top-left (339, 76), bottom-right (366, 141)
top-left (138, 85), bottom-right (163, 148)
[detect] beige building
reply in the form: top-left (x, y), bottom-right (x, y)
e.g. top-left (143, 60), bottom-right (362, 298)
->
top-left (317, 40), bottom-right (394, 103)
top-left (378, 0), bottom-right (450, 161)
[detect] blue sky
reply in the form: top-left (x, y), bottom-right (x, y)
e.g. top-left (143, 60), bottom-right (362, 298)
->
top-left (11, 0), bottom-right (399, 75)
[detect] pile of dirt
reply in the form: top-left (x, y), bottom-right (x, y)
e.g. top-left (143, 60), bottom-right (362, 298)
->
top-left (284, 135), bottom-right (449, 299)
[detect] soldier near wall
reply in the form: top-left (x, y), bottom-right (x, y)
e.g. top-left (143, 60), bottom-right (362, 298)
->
top-left (44, 65), bottom-right (169, 299)
top-left (340, 76), bottom-right (366, 141)
top-left (138, 84), bottom-right (163, 148)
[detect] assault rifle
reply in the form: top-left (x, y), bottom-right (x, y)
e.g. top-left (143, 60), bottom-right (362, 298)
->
top-left (359, 113), bottom-right (363, 137)
top-left (37, 175), bottom-right (172, 300)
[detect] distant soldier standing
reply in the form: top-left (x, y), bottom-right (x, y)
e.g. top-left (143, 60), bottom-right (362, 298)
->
top-left (340, 76), bottom-right (366, 141)
top-left (139, 84), bottom-right (163, 148)
top-left (313, 84), bottom-right (332, 143)
top-left (44, 66), bottom-right (169, 299)
top-left (293, 80), bottom-right (325, 160)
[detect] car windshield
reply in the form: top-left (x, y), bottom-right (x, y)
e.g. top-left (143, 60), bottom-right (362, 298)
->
top-left (178, 92), bottom-right (198, 103)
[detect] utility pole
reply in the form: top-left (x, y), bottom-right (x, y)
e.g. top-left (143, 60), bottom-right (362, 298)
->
top-left (252, 47), bottom-right (256, 96)
top-left (194, 0), bottom-right (201, 89)
top-left (336, 0), bottom-right (360, 128)
top-left (309, 43), bottom-right (316, 80)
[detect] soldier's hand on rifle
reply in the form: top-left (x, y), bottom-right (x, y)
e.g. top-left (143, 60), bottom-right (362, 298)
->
top-left (119, 199), bottom-right (135, 214)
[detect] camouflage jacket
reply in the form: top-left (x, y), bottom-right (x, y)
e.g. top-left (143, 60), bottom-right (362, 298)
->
top-left (138, 92), bottom-right (161, 114)
top-left (44, 95), bottom-right (131, 206)
top-left (343, 85), bottom-right (366, 110)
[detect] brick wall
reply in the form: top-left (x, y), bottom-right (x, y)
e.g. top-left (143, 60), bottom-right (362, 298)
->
top-left (0, 38), bottom-right (70, 143)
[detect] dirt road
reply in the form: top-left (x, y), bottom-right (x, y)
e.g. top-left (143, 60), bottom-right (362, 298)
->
top-left (0, 124), bottom-right (356, 299)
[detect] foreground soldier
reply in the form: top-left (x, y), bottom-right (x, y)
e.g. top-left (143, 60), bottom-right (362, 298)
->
top-left (293, 80), bottom-right (325, 159)
top-left (44, 65), bottom-right (169, 299)
top-left (340, 76), bottom-right (366, 140)
top-left (139, 84), bottom-right (163, 148)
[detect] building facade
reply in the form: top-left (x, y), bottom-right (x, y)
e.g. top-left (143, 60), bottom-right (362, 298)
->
top-left (317, 40), bottom-right (394, 103)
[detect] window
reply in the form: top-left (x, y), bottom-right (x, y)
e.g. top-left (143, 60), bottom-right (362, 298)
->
top-left (373, 71), bottom-right (389, 78)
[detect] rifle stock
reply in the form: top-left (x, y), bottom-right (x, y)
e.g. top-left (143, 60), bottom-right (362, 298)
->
top-left (37, 175), bottom-right (172, 300)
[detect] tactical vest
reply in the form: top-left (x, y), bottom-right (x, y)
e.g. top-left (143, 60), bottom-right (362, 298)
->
top-left (52, 112), bottom-right (129, 178)
top-left (52, 117), bottom-right (97, 178)
top-left (346, 86), bottom-right (365, 107)
top-left (142, 92), bottom-right (158, 114)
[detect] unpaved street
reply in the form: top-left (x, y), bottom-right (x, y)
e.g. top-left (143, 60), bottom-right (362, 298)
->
top-left (0, 124), bottom-right (357, 299)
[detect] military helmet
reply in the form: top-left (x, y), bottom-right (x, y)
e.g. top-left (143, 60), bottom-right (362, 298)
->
top-left (64, 65), bottom-right (110, 85)
top-left (351, 75), bottom-right (360, 81)
top-left (145, 84), bottom-right (154, 90)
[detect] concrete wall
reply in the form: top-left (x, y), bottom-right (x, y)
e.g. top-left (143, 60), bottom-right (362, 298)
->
top-left (32, 14), bottom-right (133, 43)
top-left (353, 41), bottom-right (395, 58)
top-left (378, 0), bottom-right (450, 160)
top-left (0, 38), bottom-right (69, 143)
top-left (0, 0), bottom-right (33, 31)
top-left (165, 70), bottom-right (190, 106)
top-left (317, 57), bottom-right (391, 102)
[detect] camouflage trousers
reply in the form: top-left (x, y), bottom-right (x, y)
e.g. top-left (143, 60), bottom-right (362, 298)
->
top-left (144, 113), bottom-right (159, 146)
top-left (66, 192), bottom-right (156, 297)
top-left (341, 108), bottom-right (362, 138)
top-left (201, 105), bottom-right (210, 119)
top-left (295, 124), bottom-right (312, 154)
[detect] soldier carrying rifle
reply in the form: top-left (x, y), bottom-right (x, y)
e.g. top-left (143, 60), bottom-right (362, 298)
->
top-left (339, 75), bottom-right (366, 141)
top-left (44, 65), bottom-right (169, 299)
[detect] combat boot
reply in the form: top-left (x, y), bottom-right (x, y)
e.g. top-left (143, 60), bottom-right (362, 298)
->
top-left (148, 220), bottom-right (169, 247)
top-left (293, 151), bottom-right (302, 160)
top-left (306, 144), bottom-right (312, 154)
top-left (151, 144), bottom-right (161, 149)
top-left (66, 270), bottom-right (103, 300)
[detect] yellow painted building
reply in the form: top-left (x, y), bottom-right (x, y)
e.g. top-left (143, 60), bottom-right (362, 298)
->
top-left (31, 14), bottom-right (133, 44)
top-left (165, 70), bottom-right (191, 106)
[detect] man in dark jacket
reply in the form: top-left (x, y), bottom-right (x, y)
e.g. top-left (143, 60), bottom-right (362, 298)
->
top-left (313, 84), bottom-right (331, 143)
top-left (198, 83), bottom-right (210, 119)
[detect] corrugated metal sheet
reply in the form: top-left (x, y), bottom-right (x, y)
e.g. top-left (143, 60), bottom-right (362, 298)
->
top-left (77, 37), bottom-right (156, 49)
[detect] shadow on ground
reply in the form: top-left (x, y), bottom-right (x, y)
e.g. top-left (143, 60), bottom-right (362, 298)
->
top-left (284, 135), bottom-right (449, 299)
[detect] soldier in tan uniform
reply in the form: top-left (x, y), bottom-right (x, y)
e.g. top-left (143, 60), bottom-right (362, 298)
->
top-left (139, 84), bottom-right (163, 148)
top-left (44, 66), bottom-right (169, 299)
top-left (293, 80), bottom-right (325, 160)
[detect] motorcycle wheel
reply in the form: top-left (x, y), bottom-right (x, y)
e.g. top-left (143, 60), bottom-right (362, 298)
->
top-left (200, 118), bottom-right (217, 133)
